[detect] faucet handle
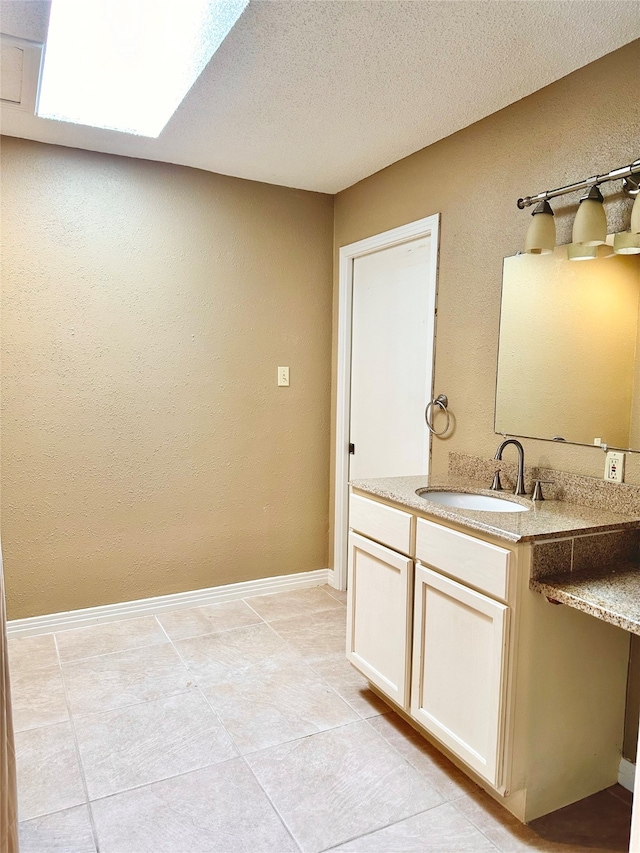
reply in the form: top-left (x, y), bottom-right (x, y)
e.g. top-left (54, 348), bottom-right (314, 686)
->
top-left (490, 470), bottom-right (503, 491)
top-left (532, 479), bottom-right (553, 501)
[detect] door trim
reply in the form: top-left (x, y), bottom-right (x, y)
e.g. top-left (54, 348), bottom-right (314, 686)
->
top-left (334, 214), bottom-right (440, 590)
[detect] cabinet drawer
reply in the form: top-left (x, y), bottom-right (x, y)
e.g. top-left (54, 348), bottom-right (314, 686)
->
top-left (415, 518), bottom-right (512, 602)
top-left (349, 493), bottom-right (413, 555)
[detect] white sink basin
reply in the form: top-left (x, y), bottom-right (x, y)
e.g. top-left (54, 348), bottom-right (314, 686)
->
top-left (416, 490), bottom-right (529, 512)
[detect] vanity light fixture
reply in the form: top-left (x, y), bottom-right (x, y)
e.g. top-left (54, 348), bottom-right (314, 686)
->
top-left (614, 231), bottom-right (640, 255)
top-left (524, 201), bottom-right (555, 255)
top-left (613, 180), bottom-right (640, 255)
top-left (571, 185), bottom-right (607, 246)
top-left (517, 159), bottom-right (640, 259)
top-left (566, 243), bottom-right (614, 261)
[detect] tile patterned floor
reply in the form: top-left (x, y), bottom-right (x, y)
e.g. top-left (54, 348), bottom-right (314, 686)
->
top-left (8, 584), bottom-right (632, 852)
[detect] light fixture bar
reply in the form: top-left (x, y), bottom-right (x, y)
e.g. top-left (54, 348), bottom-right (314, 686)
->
top-left (517, 159), bottom-right (640, 209)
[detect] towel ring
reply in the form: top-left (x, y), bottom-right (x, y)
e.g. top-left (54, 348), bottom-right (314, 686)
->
top-left (425, 394), bottom-right (451, 437)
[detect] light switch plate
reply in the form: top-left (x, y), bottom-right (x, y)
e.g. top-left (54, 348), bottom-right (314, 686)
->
top-left (277, 366), bottom-right (290, 387)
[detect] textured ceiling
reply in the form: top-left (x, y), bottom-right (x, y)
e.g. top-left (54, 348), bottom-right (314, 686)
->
top-left (1, 1), bottom-right (639, 193)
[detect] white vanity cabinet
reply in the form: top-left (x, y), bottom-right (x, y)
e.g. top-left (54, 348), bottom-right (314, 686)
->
top-left (347, 494), bottom-right (514, 787)
top-left (346, 489), bottom-right (631, 823)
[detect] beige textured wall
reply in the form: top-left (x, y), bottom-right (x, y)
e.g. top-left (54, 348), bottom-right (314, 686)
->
top-left (334, 40), bottom-right (640, 493)
top-left (1, 138), bottom-right (334, 619)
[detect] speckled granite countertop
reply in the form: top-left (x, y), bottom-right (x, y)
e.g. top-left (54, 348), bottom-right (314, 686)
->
top-left (531, 565), bottom-right (640, 636)
top-left (350, 475), bottom-right (640, 543)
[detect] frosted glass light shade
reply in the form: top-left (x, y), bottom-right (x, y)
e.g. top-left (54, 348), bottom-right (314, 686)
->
top-left (524, 201), bottom-right (555, 255)
top-left (613, 231), bottom-right (640, 255)
top-left (572, 186), bottom-right (607, 246)
top-left (567, 242), bottom-right (614, 261)
top-left (567, 243), bottom-right (597, 261)
top-left (631, 194), bottom-right (640, 235)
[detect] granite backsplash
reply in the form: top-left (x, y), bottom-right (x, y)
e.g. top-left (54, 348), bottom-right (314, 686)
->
top-left (449, 452), bottom-right (640, 516)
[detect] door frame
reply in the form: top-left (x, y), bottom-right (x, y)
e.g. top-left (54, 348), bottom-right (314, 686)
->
top-left (333, 214), bottom-right (440, 590)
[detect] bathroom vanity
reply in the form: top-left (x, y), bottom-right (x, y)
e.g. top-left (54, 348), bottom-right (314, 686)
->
top-left (346, 473), bottom-right (640, 824)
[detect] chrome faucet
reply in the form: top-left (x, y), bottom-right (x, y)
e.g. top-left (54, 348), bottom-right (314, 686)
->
top-left (491, 438), bottom-right (527, 496)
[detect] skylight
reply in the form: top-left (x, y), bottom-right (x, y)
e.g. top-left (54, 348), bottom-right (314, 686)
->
top-left (37, 0), bottom-right (249, 137)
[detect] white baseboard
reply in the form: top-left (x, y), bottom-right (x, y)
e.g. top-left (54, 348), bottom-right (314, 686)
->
top-left (7, 568), bottom-right (331, 637)
top-left (619, 757), bottom-right (636, 793)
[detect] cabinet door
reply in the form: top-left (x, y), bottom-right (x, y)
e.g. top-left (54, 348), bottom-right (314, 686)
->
top-left (411, 564), bottom-right (509, 787)
top-left (347, 532), bottom-right (413, 708)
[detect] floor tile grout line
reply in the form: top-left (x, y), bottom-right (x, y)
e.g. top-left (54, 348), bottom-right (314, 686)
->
top-left (55, 601), bottom-right (306, 665)
top-left (17, 803), bottom-right (99, 829)
top-left (449, 794), bottom-right (507, 851)
top-left (11, 644), bottom-right (72, 733)
top-left (56, 637), bottom-right (171, 667)
top-left (299, 659), bottom-right (378, 722)
top-left (301, 649), bottom-right (394, 722)
top-left (155, 616), bottom-right (218, 696)
top-left (154, 602), bottom-right (270, 641)
top-left (248, 740), bottom-right (449, 853)
top-left (75, 727), bottom-right (462, 810)
top-left (167, 600), bottom-right (370, 757)
top-left (182, 650), bottom-right (302, 853)
top-left (240, 597), bottom-right (271, 622)
top-left (14, 717), bottom-right (76, 736)
top-left (238, 752), bottom-right (303, 853)
top-left (236, 717), bottom-right (374, 760)
top-left (66, 686), bottom-right (198, 722)
top-left (81, 753), bottom-right (241, 806)
top-left (234, 605), bottom-right (376, 724)
top-left (162, 609), bottom-right (359, 742)
top-left (242, 596), bottom-right (343, 625)
top-left (360, 715), bottom-right (472, 804)
top-left (58, 616), bottom-right (198, 717)
top-left (16, 782), bottom-right (492, 853)
top-left (56, 609), bottom-right (289, 664)
top-left (319, 585), bottom-right (348, 606)
top-left (223, 717), bottom-right (459, 853)
top-left (317, 802), bottom-right (475, 853)
top-left (52, 634), bottom-right (102, 853)
top-left (160, 595), bottom-right (365, 759)
top-left (154, 617), bottom-right (244, 760)
top-left (163, 615), bottom-right (314, 649)
top-left (319, 585), bottom-right (346, 602)
top-left (69, 724), bottom-right (374, 852)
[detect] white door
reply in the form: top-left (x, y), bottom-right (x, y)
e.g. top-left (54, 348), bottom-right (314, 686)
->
top-left (349, 236), bottom-right (434, 480)
top-left (335, 214), bottom-right (439, 590)
top-left (346, 532), bottom-right (413, 708)
top-left (411, 564), bottom-right (509, 787)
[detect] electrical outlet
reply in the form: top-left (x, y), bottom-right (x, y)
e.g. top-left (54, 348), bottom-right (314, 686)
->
top-left (277, 366), bottom-right (290, 387)
top-left (604, 450), bottom-right (625, 483)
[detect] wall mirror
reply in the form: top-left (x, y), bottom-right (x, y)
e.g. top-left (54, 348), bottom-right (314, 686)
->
top-left (495, 248), bottom-right (640, 451)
